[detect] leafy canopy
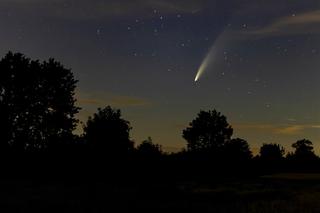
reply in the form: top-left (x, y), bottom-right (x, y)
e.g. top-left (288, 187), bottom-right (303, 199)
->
top-left (0, 52), bottom-right (79, 151)
top-left (183, 110), bottom-right (233, 153)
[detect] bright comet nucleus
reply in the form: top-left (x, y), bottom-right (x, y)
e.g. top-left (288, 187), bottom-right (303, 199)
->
top-left (194, 30), bottom-right (228, 82)
top-left (194, 50), bottom-right (212, 82)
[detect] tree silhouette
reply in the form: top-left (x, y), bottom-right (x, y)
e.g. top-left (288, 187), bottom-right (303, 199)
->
top-left (83, 106), bottom-right (133, 158)
top-left (136, 137), bottom-right (163, 158)
top-left (182, 110), bottom-right (233, 153)
top-left (0, 52), bottom-right (79, 151)
top-left (289, 139), bottom-right (317, 161)
top-left (259, 143), bottom-right (285, 161)
top-left (224, 138), bottom-right (252, 161)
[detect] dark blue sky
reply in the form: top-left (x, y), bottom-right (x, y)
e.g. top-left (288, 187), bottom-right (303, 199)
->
top-left (1, 0), bottom-right (320, 153)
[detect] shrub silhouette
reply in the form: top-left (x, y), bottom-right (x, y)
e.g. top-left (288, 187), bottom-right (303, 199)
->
top-left (0, 52), bottom-right (79, 151)
top-left (259, 143), bottom-right (285, 161)
top-left (136, 137), bottom-right (163, 158)
top-left (224, 138), bottom-right (253, 161)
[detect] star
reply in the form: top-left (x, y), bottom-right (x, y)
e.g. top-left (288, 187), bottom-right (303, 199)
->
top-left (265, 103), bottom-right (271, 108)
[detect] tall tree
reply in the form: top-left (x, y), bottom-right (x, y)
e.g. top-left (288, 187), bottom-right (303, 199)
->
top-left (182, 110), bottom-right (233, 153)
top-left (290, 139), bottom-right (317, 161)
top-left (83, 106), bottom-right (133, 157)
top-left (0, 52), bottom-right (79, 151)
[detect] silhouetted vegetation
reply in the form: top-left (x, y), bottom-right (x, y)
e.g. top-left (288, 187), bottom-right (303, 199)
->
top-left (255, 143), bottom-right (286, 173)
top-left (82, 106), bottom-right (134, 160)
top-left (1, 51), bottom-right (320, 212)
top-left (224, 138), bottom-right (253, 161)
top-left (259, 143), bottom-right (285, 161)
top-left (0, 52), bottom-right (79, 152)
top-left (136, 137), bottom-right (163, 158)
top-left (286, 139), bottom-right (319, 172)
top-left (2, 51), bottom-right (318, 175)
top-left (183, 110), bottom-right (233, 154)
top-left (290, 139), bottom-right (318, 161)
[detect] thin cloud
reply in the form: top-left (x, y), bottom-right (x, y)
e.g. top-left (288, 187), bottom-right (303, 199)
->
top-left (287, 118), bottom-right (297, 122)
top-left (247, 10), bottom-right (320, 37)
top-left (275, 125), bottom-right (305, 135)
top-left (233, 124), bottom-right (276, 130)
top-left (235, 123), bottom-right (320, 135)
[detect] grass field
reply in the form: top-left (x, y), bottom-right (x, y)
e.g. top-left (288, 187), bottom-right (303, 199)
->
top-left (1, 173), bottom-right (320, 212)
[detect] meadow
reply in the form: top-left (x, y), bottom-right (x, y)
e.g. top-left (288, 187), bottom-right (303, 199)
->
top-left (1, 173), bottom-right (320, 212)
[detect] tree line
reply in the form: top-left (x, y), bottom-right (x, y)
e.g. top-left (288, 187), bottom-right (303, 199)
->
top-left (0, 52), bottom-right (318, 179)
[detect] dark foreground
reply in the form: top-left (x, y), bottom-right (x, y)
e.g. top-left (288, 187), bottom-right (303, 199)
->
top-left (1, 174), bottom-right (320, 213)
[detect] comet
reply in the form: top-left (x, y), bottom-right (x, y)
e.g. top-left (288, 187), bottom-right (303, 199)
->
top-left (194, 45), bottom-right (217, 82)
top-left (194, 30), bottom-right (228, 82)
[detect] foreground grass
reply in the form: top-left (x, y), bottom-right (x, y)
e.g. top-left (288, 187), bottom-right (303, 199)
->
top-left (262, 173), bottom-right (320, 180)
top-left (0, 174), bottom-right (320, 212)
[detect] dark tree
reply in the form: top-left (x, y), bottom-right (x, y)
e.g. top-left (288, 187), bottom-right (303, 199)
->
top-left (0, 52), bottom-right (79, 151)
top-left (83, 106), bottom-right (133, 158)
top-left (136, 137), bottom-right (163, 158)
top-left (259, 143), bottom-right (285, 161)
top-left (290, 139), bottom-right (317, 161)
top-left (182, 110), bottom-right (233, 153)
top-left (224, 138), bottom-right (252, 161)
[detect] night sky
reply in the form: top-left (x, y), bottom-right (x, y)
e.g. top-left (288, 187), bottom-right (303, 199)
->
top-left (1, 0), bottom-right (320, 153)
